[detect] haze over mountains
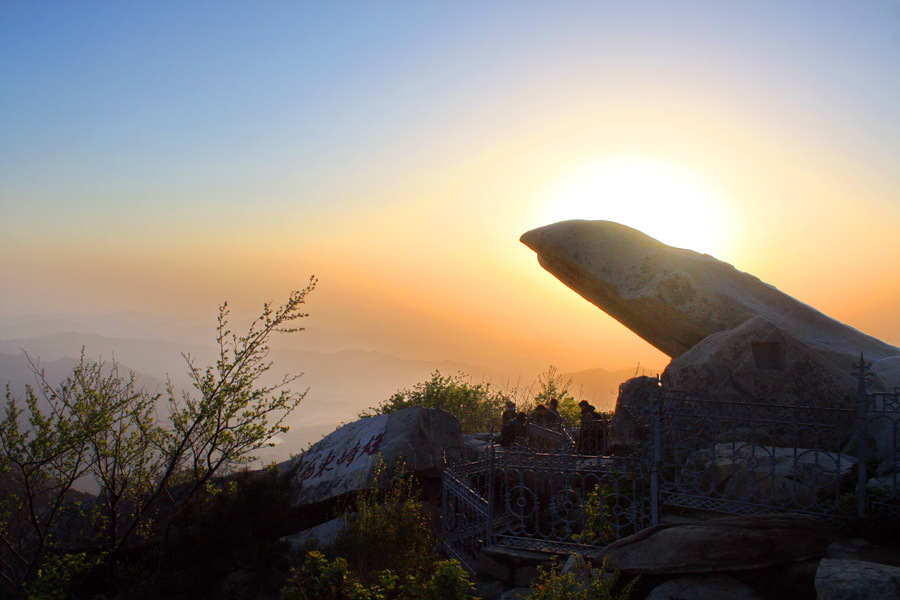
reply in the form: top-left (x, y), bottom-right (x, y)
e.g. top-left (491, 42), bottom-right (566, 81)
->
top-left (0, 311), bottom-right (650, 465)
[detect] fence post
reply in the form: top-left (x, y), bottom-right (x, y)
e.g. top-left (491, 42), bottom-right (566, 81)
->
top-left (441, 461), bottom-right (448, 548)
top-left (486, 440), bottom-right (496, 547)
top-left (855, 353), bottom-right (871, 521)
top-left (650, 383), bottom-right (661, 527)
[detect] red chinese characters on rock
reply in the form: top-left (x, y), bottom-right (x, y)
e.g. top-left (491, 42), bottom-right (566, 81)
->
top-left (297, 432), bottom-right (386, 482)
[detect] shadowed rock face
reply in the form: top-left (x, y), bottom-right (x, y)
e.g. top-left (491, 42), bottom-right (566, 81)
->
top-left (520, 220), bottom-right (898, 363)
top-left (288, 406), bottom-right (464, 510)
top-left (597, 513), bottom-right (832, 574)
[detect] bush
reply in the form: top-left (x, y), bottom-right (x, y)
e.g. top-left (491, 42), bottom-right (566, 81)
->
top-left (527, 556), bottom-right (637, 600)
top-left (142, 465), bottom-right (302, 599)
top-left (280, 460), bottom-right (476, 600)
top-left (23, 551), bottom-right (105, 600)
top-left (330, 460), bottom-right (436, 580)
top-left (531, 365), bottom-right (580, 424)
top-left (362, 365), bottom-right (602, 435)
top-left (0, 280), bottom-right (316, 598)
top-left (280, 551), bottom-right (475, 600)
top-left (361, 371), bottom-right (509, 434)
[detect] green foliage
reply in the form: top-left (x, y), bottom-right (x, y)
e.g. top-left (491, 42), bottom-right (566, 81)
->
top-left (23, 551), bottom-right (106, 600)
top-left (532, 366), bottom-right (579, 423)
top-left (0, 354), bottom-right (163, 591)
top-left (361, 371), bottom-right (508, 434)
top-left (362, 365), bottom-right (601, 435)
top-left (418, 559), bottom-right (478, 600)
top-left (281, 551), bottom-right (357, 600)
top-left (527, 556), bottom-right (636, 600)
top-left (572, 484), bottom-right (615, 544)
top-left (0, 279), bottom-right (316, 598)
top-left (331, 460), bottom-right (436, 579)
top-left (280, 551), bottom-right (475, 600)
top-left (170, 280), bottom-right (317, 481)
top-left (144, 466), bottom-right (300, 599)
top-left (280, 460), bottom-right (476, 600)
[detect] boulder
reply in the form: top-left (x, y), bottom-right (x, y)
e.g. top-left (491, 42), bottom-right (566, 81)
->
top-left (477, 545), bottom-right (559, 590)
top-left (680, 443), bottom-right (856, 508)
top-left (476, 551), bottom-right (512, 583)
top-left (522, 221), bottom-right (900, 450)
top-left (645, 574), bottom-right (765, 600)
top-left (561, 552), bottom-right (592, 584)
top-left (463, 433), bottom-right (494, 459)
top-left (597, 513), bottom-right (832, 574)
top-left (868, 473), bottom-right (899, 497)
top-left (662, 317), bottom-right (859, 409)
top-left (280, 517), bottom-right (346, 555)
top-left (475, 580), bottom-right (505, 600)
top-left (663, 316), bottom-right (866, 414)
top-left (662, 317), bottom-right (900, 463)
top-left (607, 376), bottom-right (659, 454)
top-left (815, 558), bottom-right (900, 600)
top-left (520, 220), bottom-right (899, 365)
top-left (288, 406), bottom-right (465, 509)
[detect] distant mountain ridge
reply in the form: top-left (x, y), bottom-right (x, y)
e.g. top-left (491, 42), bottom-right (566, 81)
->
top-left (562, 365), bottom-right (663, 412)
top-left (0, 326), bottom-right (662, 460)
top-left (0, 331), bottom-right (500, 461)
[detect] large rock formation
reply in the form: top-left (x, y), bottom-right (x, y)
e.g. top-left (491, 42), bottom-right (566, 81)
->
top-left (288, 406), bottom-right (465, 509)
top-left (596, 513), bottom-right (832, 574)
top-left (662, 316), bottom-right (865, 409)
top-left (683, 443), bottom-right (856, 507)
top-left (520, 220), bottom-right (900, 405)
top-left (815, 558), bottom-right (900, 600)
top-left (606, 375), bottom-right (658, 454)
top-left (520, 220), bottom-right (898, 362)
top-left (644, 574), bottom-right (766, 600)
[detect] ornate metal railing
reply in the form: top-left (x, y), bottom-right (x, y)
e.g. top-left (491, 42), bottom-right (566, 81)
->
top-left (860, 381), bottom-right (900, 520)
top-left (649, 393), bottom-right (857, 519)
top-left (441, 455), bottom-right (492, 574)
top-left (489, 449), bottom-right (649, 555)
top-left (441, 444), bottom-right (650, 574)
top-left (442, 355), bottom-right (900, 573)
top-left (523, 423), bottom-right (576, 453)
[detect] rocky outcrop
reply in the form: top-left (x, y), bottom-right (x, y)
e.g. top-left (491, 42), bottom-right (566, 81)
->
top-left (520, 220), bottom-right (899, 365)
top-left (681, 443), bottom-right (856, 507)
top-left (279, 517), bottom-right (346, 556)
top-left (661, 316), bottom-right (897, 416)
top-left (596, 513), bottom-right (832, 574)
top-left (288, 406), bottom-right (465, 509)
top-left (815, 558), bottom-right (900, 600)
top-left (644, 574), bottom-right (765, 600)
top-left (477, 546), bottom-right (551, 589)
top-left (521, 221), bottom-right (900, 424)
top-left (606, 375), bottom-right (659, 455)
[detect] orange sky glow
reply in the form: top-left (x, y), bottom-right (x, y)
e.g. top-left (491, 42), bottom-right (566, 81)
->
top-left (2, 2), bottom-right (898, 396)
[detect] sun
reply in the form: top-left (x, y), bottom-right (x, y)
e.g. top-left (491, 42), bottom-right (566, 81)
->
top-left (539, 157), bottom-right (732, 257)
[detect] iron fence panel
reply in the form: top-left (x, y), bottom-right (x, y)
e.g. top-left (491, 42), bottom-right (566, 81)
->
top-left (865, 389), bottom-right (900, 519)
top-left (441, 459), bottom-right (491, 575)
top-left (441, 362), bottom-right (899, 571)
top-left (653, 393), bottom-right (857, 519)
top-left (442, 446), bottom-right (651, 570)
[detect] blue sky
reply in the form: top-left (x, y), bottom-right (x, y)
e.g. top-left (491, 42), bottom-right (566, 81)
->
top-left (2, 1), bottom-right (899, 374)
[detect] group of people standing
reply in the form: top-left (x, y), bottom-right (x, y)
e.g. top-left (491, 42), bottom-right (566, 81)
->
top-left (498, 397), bottom-right (608, 454)
top-left (499, 401), bottom-right (527, 447)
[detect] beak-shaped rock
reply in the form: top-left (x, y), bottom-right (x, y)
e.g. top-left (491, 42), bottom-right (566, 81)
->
top-left (520, 220), bottom-right (896, 361)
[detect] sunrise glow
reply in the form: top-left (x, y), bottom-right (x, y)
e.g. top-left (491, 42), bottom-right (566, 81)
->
top-left (541, 158), bottom-right (733, 257)
top-left (1, 1), bottom-right (898, 400)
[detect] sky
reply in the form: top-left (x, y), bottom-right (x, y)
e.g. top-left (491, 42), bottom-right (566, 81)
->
top-left (2, 1), bottom-right (899, 380)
